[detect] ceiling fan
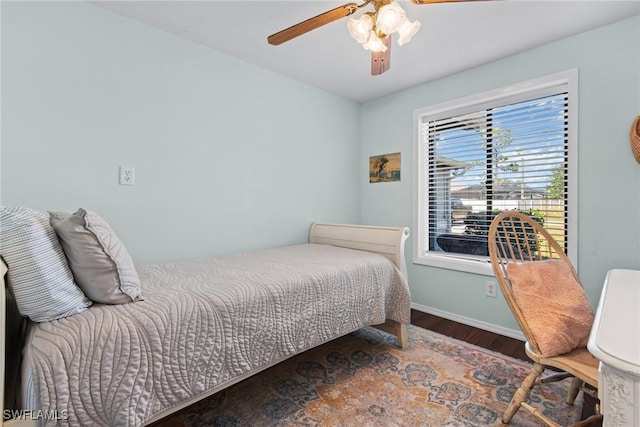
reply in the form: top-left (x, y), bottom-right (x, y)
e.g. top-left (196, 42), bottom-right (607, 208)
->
top-left (268, 0), bottom-right (487, 76)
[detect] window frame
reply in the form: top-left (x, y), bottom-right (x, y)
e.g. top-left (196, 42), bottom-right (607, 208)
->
top-left (412, 69), bottom-right (579, 275)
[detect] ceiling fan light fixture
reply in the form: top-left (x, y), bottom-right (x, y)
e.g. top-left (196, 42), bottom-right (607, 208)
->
top-left (375, 1), bottom-right (407, 35)
top-left (397, 20), bottom-right (421, 46)
top-left (347, 14), bottom-right (373, 44)
top-left (269, 0), bottom-right (488, 76)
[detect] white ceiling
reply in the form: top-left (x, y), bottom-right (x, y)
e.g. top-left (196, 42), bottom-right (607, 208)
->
top-left (92, 0), bottom-right (640, 103)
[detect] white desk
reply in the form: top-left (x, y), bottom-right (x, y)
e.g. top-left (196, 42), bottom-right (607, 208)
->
top-left (587, 269), bottom-right (640, 427)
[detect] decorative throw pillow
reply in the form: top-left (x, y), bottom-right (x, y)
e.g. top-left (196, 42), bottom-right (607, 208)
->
top-left (0, 206), bottom-right (92, 322)
top-left (49, 208), bottom-right (143, 304)
top-left (507, 259), bottom-right (595, 357)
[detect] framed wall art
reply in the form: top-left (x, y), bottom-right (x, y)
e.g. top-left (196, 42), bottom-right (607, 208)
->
top-left (369, 152), bottom-right (401, 183)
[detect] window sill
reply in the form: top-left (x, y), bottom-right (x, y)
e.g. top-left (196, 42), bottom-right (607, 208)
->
top-left (413, 252), bottom-right (495, 276)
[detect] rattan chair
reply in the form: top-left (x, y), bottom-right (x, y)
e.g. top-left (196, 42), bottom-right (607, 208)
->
top-left (487, 211), bottom-right (602, 427)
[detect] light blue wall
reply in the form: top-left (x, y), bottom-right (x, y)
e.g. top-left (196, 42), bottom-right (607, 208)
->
top-left (1, 2), bottom-right (361, 264)
top-left (3, 2), bottom-right (638, 333)
top-left (360, 16), bottom-right (640, 331)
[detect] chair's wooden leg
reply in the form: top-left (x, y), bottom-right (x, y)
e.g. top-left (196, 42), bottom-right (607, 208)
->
top-left (571, 414), bottom-right (603, 427)
top-left (521, 402), bottom-right (561, 427)
top-left (566, 376), bottom-right (582, 405)
top-left (503, 362), bottom-right (545, 424)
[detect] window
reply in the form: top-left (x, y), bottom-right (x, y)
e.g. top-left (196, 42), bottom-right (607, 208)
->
top-left (413, 70), bottom-right (578, 275)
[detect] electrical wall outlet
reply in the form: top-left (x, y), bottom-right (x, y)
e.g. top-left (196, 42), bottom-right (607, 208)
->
top-left (485, 281), bottom-right (497, 298)
top-left (119, 166), bottom-right (135, 186)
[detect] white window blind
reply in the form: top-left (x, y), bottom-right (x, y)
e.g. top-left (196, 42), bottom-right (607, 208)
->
top-left (413, 70), bottom-right (577, 274)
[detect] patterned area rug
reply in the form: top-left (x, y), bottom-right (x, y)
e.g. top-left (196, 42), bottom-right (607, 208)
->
top-left (152, 325), bottom-right (582, 426)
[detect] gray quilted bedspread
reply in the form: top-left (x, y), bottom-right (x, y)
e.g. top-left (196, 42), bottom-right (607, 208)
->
top-left (22, 243), bottom-right (411, 426)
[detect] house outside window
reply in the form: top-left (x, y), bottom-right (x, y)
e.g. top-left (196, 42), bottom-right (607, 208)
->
top-left (413, 70), bottom-right (578, 275)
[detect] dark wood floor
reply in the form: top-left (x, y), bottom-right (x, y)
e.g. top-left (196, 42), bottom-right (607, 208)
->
top-left (411, 309), bottom-right (600, 424)
top-left (411, 309), bottom-right (528, 360)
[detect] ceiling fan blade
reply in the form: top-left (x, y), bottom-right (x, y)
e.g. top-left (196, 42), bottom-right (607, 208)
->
top-left (371, 37), bottom-right (391, 76)
top-left (410, 0), bottom-right (493, 4)
top-left (268, 3), bottom-right (361, 46)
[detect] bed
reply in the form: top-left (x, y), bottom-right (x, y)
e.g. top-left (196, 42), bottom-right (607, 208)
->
top-left (1, 220), bottom-right (411, 426)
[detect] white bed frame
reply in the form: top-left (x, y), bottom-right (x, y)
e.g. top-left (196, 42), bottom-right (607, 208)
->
top-left (1, 222), bottom-right (410, 426)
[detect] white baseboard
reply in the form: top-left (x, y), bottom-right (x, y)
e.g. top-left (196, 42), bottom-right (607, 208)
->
top-left (411, 302), bottom-right (525, 341)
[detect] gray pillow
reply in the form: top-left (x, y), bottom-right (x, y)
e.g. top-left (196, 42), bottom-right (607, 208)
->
top-left (49, 208), bottom-right (143, 304)
top-left (0, 206), bottom-right (92, 322)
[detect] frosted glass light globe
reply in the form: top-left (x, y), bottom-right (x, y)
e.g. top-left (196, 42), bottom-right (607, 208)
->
top-left (397, 20), bottom-right (421, 46)
top-left (376, 2), bottom-right (407, 35)
top-left (347, 14), bottom-right (373, 44)
top-left (363, 33), bottom-right (388, 52)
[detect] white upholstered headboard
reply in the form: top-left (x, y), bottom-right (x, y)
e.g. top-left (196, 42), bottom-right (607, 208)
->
top-left (308, 222), bottom-right (410, 279)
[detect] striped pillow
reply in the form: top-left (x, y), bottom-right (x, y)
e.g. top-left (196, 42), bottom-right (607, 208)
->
top-left (0, 206), bottom-right (92, 322)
